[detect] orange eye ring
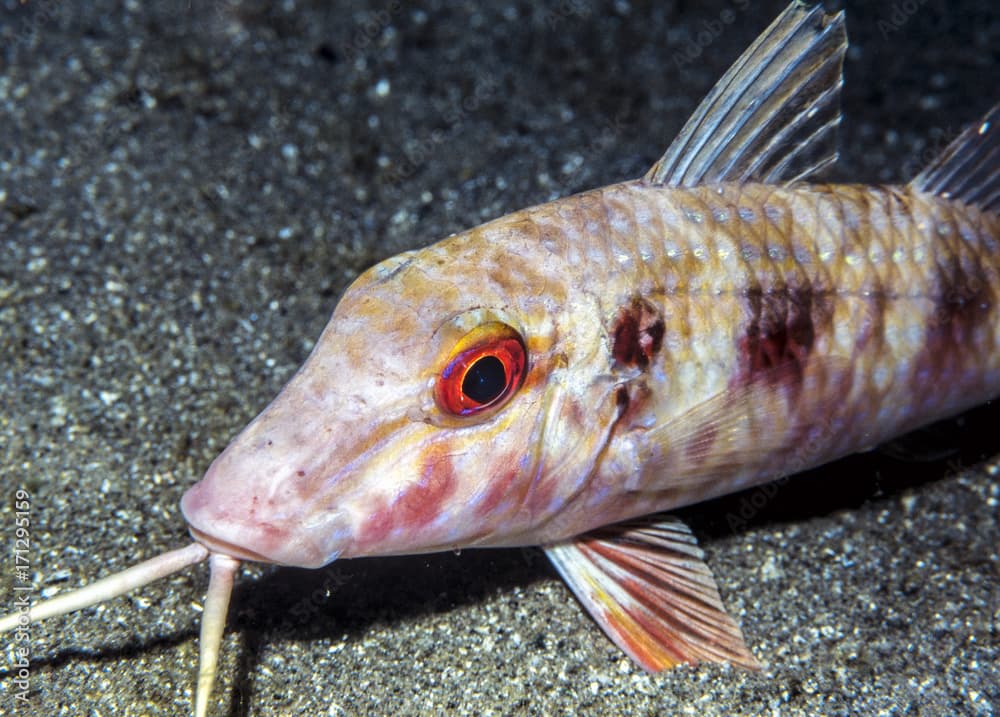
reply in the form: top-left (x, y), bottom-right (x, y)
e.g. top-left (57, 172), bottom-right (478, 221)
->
top-left (436, 322), bottom-right (527, 416)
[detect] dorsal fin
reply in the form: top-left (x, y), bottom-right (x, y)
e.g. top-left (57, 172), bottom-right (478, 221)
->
top-left (910, 103), bottom-right (1000, 213)
top-left (644, 1), bottom-right (846, 188)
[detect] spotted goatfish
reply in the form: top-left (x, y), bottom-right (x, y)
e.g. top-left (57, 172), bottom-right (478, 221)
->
top-left (2, 2), bottom-right (998, 714)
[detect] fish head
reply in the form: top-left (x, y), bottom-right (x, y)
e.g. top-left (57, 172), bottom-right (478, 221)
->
top-left (180, 225), bottom-right (624, 568)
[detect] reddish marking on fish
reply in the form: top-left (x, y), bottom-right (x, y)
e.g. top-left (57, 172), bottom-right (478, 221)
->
top-left (930, 260), bottom-right (993, 348)
top-left (565, 391), bottom-right (590, 433)
top-left (913, 224), bottom-right (997, 386)
top-left (855, 291), bottom-right (888, 352)
top-left (615, 385), bottom-right (631, 414)
top-left (735, 285), bottom-right (829, 387)
top-left (615, 381), bottom-right (653, 432)
top-left (393, 450), bottom-right (457, 528)
top-left (525, 475), bottom-right (559, 518)
top-left (611, 297), bottom-right (665, 369)
top-left (357, 500), bottom-right (394, 546)
top-left (518, 451), bottom-right (568, 520)
top-left (475, 461), bottom-right (521, 518)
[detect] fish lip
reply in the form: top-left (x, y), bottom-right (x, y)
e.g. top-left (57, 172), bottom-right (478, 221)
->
top-left (184, 504), bottom-right (341, 568)
top-left (181, 470), bottom-right (347, 568)
top-left (186, 526), bottom-right (276, 564)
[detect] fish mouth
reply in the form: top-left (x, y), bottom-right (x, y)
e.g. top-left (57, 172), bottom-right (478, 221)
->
top-left (182, 485), bottom-right (346, 568)
top-left (186, 526), bottom-right (276, 564)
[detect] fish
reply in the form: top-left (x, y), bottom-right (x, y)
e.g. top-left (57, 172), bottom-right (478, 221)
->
top-left (2, 1), bottom-right (998, 715)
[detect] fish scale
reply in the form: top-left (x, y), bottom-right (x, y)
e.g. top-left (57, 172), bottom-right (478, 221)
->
top-left (480, 180), bottom-right (999, 404)
top-left (507, 181), bottom-right (999, 534)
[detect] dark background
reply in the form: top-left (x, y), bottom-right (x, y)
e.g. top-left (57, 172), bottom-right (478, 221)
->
top-left (1, 1), bottom-right (997, 715)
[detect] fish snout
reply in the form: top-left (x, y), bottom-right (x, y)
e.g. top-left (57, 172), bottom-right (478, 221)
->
top-left (180, 439), bottom-right (349, 568)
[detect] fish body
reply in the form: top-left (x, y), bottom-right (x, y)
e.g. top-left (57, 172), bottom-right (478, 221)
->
top-left (525, 180), bottom-right (1000, 536)
top-left (183, 179), bottom-right (1000, 564)
top-left (2, 2), bottom-right (997, 712)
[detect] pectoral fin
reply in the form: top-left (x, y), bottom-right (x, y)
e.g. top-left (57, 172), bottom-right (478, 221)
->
top-left (544, 515), bottom-right (759, 672)
top-left (629, 357), bottom-right (855, 501)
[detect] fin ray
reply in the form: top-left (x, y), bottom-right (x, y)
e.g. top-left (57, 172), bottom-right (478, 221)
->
top-left (630, 358), bottom-right (855, 501)
top-left (545, 516), bottom-right (759, 672)
top-left (911, 103), bottom-right (1000, 213)
top-left (644, 1), bottom-right (846, 187)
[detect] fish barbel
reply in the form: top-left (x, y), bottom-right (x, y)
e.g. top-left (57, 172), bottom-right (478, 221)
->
top-left (1, 2), bottom-right (997, 714)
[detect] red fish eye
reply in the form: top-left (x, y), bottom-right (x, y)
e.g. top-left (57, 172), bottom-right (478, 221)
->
top-left (436, 323), bottom-right (527, 416)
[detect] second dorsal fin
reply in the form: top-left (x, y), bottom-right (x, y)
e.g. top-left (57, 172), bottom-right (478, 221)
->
top-left (644, 1), bottom-right (846, 188)
top-left (910, 103), bottom-right (1000, 213)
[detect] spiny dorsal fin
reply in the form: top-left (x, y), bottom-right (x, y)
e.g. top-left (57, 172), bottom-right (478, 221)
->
top-left (544, 516), bottom-right (759, 672)
top-left (910, 103), bottom-right (1000, 213)
top-left (644, 1), bottom-right (846, 188)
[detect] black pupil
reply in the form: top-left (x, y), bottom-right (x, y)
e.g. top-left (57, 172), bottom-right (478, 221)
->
top-left (462, 355), bottom-right (508, 404)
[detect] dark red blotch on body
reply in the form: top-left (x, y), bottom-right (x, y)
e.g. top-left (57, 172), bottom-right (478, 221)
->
top-left (736, 285), bottom-right (825, 385)
top-left (611, 297), bottom-right (665, 369)
top-left (919, 254), bottom-right (994, 376)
